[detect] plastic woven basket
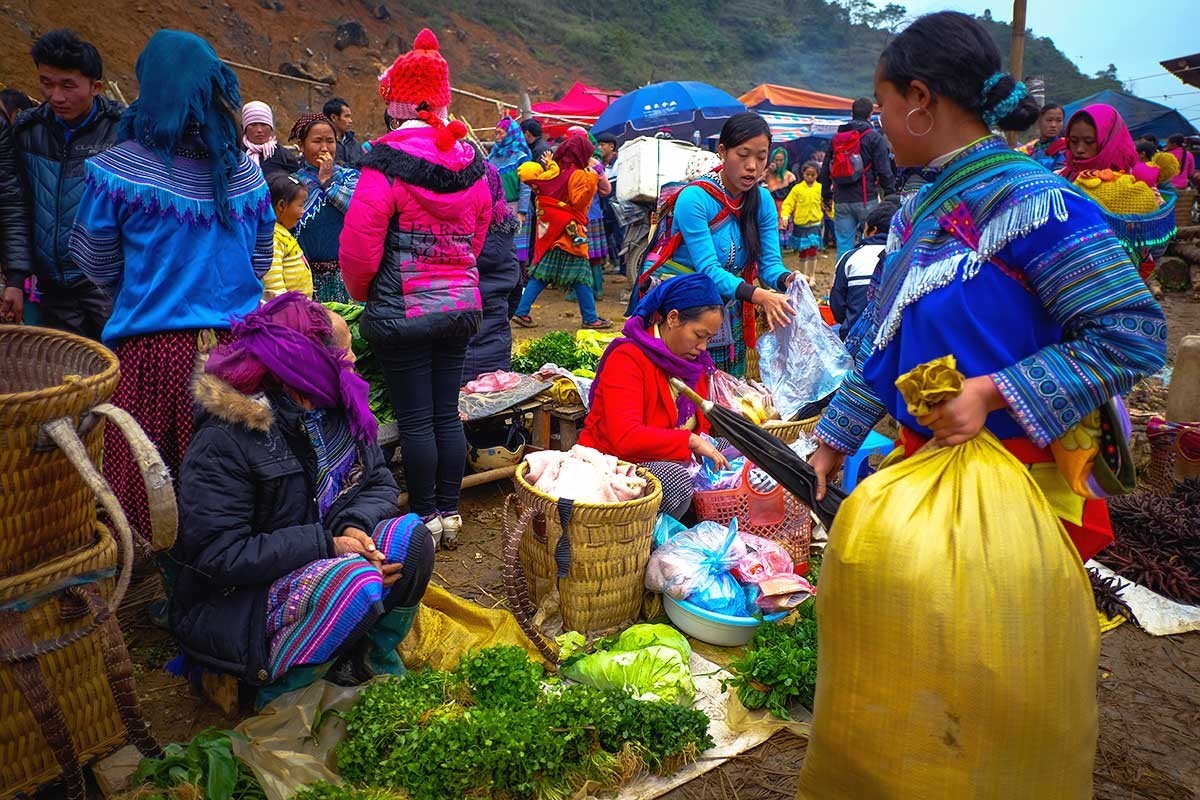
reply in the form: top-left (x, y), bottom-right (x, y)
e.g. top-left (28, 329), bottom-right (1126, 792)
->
top-left (504, 462), bottom-right (662, 655)
top-left (692, 464), bottom-right (812, 573)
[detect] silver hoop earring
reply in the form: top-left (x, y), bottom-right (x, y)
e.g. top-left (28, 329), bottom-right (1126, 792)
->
top-left (905, 107), bottom-right (935, 137)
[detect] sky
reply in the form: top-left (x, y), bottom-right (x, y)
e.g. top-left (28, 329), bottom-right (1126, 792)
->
top-left (898, 0), bottom-right (1200, 127)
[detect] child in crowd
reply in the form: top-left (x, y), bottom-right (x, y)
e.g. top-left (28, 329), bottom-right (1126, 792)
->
top-left (829, 199), bottom-right (897, 340)
top-left (780, 162), bottom-right (824, 280)
top-left (264, 173), bottom-right (313, 298)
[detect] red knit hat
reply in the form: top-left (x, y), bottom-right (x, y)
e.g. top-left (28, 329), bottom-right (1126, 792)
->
top-left (379, 28), bottom-right (451, 122)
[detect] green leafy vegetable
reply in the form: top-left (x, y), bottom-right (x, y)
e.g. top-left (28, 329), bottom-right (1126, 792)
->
top-left (511, 331), bottom-right (601, 374)
top-left (560, 624), bottom-right (697, 705)
top-left (323, 302), bottom-right (394, 424)
top-left (128, 728), bottom-right (264, 800)
top-left (334, 645), bottom-right (713, 800)
top-left (723, 599), bottom-right (819, 719)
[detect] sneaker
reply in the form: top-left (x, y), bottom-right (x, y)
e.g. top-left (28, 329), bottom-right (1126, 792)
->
top-left (423, 515), bottom-right (443, 549)
top-left (511, 315), bottom-right (537, 328)
top-left (580, 318), bottom-right (613, 330)
top-left (440, 514), bottom-right (462, 550)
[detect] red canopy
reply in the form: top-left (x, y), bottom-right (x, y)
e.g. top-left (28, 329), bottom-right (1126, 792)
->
top-left (530, 82), bottom-right (623, 137)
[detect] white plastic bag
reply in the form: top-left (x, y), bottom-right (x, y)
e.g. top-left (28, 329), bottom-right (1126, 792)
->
top-left (758, 278), bottom-right (852, 420)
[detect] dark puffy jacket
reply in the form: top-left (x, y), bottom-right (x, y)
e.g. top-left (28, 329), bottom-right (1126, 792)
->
top-left (819, 120), bottom-right (896, 206)
top-left (463, 218), bottom-right (520, 381)
top-left (339, 125), bottom-right (491, 345)
top-left (0, 118), bottom-right (32, 286)
top-left (11, 97), bottom-right (123, 286)
top-left (172, 371), bottom-right (400, 684)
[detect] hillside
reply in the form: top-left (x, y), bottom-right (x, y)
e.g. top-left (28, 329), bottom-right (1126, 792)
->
top-left (0, 0), bottom-right (1120, 140)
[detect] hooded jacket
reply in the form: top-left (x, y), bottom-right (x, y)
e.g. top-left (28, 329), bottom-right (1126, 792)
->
top-left (11, 97), bottom-right (124, 286)
top-left (171, 371), bottom-right (400, 683)
top-left (339, 123), bottom-right (491, 344)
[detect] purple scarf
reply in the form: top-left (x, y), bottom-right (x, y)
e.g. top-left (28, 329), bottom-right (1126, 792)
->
top-left (206, 292), bottom-right (379, 443)
top-left (591, 317), bottom-right (715, 426)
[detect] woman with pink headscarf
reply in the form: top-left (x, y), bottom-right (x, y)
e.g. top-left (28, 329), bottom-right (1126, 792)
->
top-left (1063, 104), bottom-right (1176, 298)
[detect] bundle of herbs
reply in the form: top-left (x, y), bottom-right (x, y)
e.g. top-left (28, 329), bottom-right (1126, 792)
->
top-left (511, 331), bottom-right (601, 374)
top-left (722, 599), bottom-right (818, 719)
top-left (1097, 479), bottom-right (1200, 605)
top-left (121, 729), bottom-right (265, 800)
top-left (333, 645), bottom-right (713, 800)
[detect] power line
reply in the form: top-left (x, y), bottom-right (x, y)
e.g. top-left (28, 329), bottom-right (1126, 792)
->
top-left (1127, 64), bottom-right (1200, 82)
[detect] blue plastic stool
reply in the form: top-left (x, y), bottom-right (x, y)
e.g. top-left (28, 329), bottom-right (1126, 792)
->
top-left (841, 430), bottom-right (895, 492)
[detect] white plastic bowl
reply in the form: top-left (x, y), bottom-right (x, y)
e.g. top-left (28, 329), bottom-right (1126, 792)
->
top-left (662, 595), bottom-right (787, 647)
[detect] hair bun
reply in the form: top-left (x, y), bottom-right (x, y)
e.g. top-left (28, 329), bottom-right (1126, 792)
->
top-left (980, 72), bottom-right (1040, 131)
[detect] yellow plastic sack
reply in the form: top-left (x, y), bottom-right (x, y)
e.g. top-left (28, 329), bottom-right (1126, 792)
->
top-left (796, 431), bottom-right (1099, 800)
top-left (398, 582), bottom-right (549, 670)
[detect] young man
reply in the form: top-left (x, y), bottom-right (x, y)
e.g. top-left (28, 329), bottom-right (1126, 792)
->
top-left (819, 97), bottom-right (896, 257)
top-left (521, 118), bottom-right (551, 164)
top-left (596, 132), bottom-right (625, 274)
top-left (8, 29), bottom-right (122, 337)
top-left (323, 96), bottom-right (361, 167)
top-left (829, 200), bottom-right (897, 341)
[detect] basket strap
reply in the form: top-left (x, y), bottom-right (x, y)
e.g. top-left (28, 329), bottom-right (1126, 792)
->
top-left (84, 584), bottom-right (161, 758)
top-left (91, 403), bottom-right (179, 552)
top-left (42, 417), bottom-right (135, 619)
top-left (501, 493), bottom-right (558, 664)
top-left (0, 609), bottom-right (87, 800)
top-left (554, 498), bottom-right (574, 579)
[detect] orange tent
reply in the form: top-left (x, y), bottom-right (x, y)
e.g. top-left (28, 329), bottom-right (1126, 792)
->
top-left (739, 83), bottom-right (856, 114)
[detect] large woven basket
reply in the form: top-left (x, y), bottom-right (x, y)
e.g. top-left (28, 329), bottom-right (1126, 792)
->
top-left (761, 414), bottom-right (821, 445)
top-left (503, 462), bottom-right (661, 660)
top-left (0, 327), bottom-right (119, 577)
top-left (0, 327), bottom-right (171, 798)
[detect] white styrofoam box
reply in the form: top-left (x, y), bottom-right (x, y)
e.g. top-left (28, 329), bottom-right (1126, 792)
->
top-left (616, 136), bottom-right (701, 204)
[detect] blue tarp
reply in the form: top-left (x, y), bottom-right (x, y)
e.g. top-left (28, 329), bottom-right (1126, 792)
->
top-left (1062, 90), bottom-right (1197, 141)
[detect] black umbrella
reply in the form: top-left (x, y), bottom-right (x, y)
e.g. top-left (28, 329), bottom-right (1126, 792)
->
top-left (671, 378), bottom-right (846, 529)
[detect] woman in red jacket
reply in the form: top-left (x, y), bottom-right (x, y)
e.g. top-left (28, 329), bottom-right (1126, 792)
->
top-left (580, 273), bottom-right (730, 518)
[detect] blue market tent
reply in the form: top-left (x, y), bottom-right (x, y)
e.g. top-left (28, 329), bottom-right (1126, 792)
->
top-left (1062, 90), bottom-right (1197, 141)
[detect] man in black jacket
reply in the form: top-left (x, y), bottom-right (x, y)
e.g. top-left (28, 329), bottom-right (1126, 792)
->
top-left (0, 118), bottom-right (31, 324)
top-left (819, 97), bottom-right (896, 257)
top-left (10, 30), bottom-right (122, 338)
top-left (521, 118), bottom-right (552, 164)
top-left (324, 96), bottom-right (361, 167)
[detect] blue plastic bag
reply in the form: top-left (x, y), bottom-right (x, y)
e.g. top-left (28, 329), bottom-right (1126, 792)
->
top-left (645, 519), bottom-right (751, 616)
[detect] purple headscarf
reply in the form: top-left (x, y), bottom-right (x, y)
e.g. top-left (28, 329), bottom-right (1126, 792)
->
top-left (591, 273), bottom-right (723, 426)
top-left (206, 292), bottom-right (379, 443)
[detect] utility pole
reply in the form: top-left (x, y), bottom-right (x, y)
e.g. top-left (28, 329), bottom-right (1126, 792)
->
top-left (1007, 0), bottom-right (1028, 146)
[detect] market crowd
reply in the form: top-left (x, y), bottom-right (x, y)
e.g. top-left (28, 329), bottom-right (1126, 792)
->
top-left (0, 13), bottom-right (1186, 795)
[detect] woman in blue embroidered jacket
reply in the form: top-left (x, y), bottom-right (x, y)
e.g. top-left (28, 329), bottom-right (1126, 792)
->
top-left (643, 112), bottom-right (795, 377)
top-left (69, 30), bottom-right (274, 551)
top-left (290, 113), bottom-right (358, 303)
top-left (809, 12), bottom-right (1167, 558)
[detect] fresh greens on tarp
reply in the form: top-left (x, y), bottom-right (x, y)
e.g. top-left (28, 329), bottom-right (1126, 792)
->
top-left (511, 330), bottom-right (602, 374)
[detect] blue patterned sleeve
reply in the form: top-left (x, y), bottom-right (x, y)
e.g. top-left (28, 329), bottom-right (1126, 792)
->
top-left (991, 192), bottom-right (1167, 447)
top-left (814, 297), bottom-right (888, 453)
top-left (324, 167), bottom-right (360, 214)
top-left (69, 162), bottom-right (124, 294)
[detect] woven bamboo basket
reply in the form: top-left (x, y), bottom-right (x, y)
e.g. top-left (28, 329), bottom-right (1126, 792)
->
top-left (0, 327), bottom-right (119, 577)
top-left (761, 414), bottom-right (822, 445)
top-left (503, 463), bottom-right (662, 659)
top-left (0, 327), bottom-right (172, 799)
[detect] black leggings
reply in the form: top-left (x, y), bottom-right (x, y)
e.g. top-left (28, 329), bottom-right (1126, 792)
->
top-left (376, 338), bottom-right (468, 518)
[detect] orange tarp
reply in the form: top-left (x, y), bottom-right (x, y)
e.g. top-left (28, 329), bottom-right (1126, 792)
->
top-left (739, 83), bottom-right (856, 113)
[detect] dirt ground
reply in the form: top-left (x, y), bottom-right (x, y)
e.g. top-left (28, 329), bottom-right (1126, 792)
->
top-left (103, 257), bottom-right (1200, 798)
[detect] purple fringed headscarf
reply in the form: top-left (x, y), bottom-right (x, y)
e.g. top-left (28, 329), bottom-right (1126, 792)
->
top-left (590, 273), bottom-right (723, 426)
top-left (206, 292), bottom-right (379, 443)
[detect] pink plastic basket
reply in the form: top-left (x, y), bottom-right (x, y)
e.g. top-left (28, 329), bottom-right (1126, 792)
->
top-left (692, 464), bottom-right (812, 574)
